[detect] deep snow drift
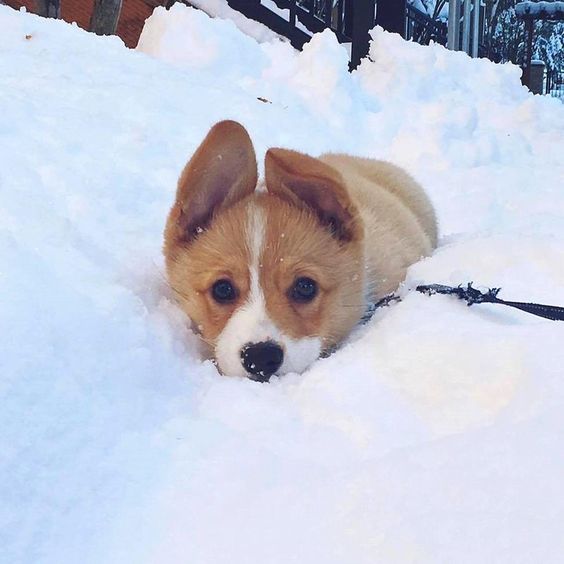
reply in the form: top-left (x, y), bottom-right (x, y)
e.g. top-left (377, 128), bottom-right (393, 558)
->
top-left (1, 4), bottom-right (564, 563)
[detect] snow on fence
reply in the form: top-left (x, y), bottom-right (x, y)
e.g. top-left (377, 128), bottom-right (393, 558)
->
top-left (515, 1), bottom-right (564, 94)
top-left (515, 1), bottom-right (564, 19)
top-left (220, 0), bottom-right (376, 69)
top-left (193, 1), bottom-right (449, 69)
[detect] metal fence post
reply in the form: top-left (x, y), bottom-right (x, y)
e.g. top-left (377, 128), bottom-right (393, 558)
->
top-left (90, 0), bottom-right (123, 35)
top-left (350, 0), bottom-right (376, 70)
top-left (36, 0), bottom-right (61, 18)
top-left (447, 0), bottom-right (460, 50)
top-left (522, 16), bottom-right (534, 88)
top-left (461, 0), bottom-right (472, 53)
top-left (375, 0), bottom-right (406, 36)
top-left (471, 0), bottom-right (481, 57)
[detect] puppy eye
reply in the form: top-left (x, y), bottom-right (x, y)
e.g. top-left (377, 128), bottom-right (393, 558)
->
top-left (211, 279), bottom-right (237, 304)
top-left (290, 277), bottom-right (318, 303)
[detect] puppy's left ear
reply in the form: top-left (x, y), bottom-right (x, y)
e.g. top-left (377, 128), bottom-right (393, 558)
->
top-left (265, 148), bottom-right (361, 242)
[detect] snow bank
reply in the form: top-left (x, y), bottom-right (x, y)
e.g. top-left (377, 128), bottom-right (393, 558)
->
top-left (136, 3), bottom-right (272, 74)
top-left (185, 0), bottom-right (283, 43)
top-left (1, 4), bottom-right (564, 563)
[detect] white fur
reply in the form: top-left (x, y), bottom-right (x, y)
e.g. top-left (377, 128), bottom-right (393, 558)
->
top-left (214, 205), bottom-right (321, 377)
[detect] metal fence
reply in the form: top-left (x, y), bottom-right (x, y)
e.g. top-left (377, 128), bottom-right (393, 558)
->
top-left (185, 1), bottom-right (464, 69)
top-left (546, 69), bottom-right (564, 100)
top-left (224, 0), bottom-right (376, 69)
top-left (405, 4), bottom-right (448, 46)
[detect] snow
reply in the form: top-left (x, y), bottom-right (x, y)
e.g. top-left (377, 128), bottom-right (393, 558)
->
top-left (177, 0), bottom-right (283, 44)
top-left (408, 0), bottom-right (449, 21)
top-left (516, 1), bottom-right (564, 17)
top-left (2, 3), bottom-right (564, 563)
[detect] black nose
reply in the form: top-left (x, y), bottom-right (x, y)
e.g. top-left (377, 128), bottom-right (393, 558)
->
top-left (241, 342), bottom-right (284, 382)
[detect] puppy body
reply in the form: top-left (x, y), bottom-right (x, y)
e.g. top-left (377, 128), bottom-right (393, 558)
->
top-left (319, 153), bottom-right (437, 300)
top-left (164, 121), bottom-right (437, 379)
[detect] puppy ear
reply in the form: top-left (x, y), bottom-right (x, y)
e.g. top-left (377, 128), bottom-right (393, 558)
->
top-left (169, 120), bottom-right (257, 242)
top-left (265, 148), bottom-right (361, 242)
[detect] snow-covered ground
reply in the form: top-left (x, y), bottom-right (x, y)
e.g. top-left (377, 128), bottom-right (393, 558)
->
top-left (1, 4), bottom-right (564, 563)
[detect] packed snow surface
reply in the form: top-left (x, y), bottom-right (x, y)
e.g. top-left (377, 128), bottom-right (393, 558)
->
top-left (2, 4), bottom-right (564, 563)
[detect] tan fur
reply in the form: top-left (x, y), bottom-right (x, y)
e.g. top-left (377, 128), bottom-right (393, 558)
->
top-left (165, 198), bottom-right (253, 343)
top-left (319, 153), bottom-right (437, 299)
top-left (259, 194), bottom-right (364, 346)
top-left (164, 121), bottom-right (438, 372)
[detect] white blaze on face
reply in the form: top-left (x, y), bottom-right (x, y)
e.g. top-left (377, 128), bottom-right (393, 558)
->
top-left (214, 204), bottom-right (322, 378)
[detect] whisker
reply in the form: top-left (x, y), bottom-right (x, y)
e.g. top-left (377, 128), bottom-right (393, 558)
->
top-left (195, 332), bottom-right (214, 347)
top-left (169, 285), bottom-right (193, 303)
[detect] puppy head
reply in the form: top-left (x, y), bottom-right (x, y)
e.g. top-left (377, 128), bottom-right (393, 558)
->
top-left (164, 121), bottom-right (364, 381)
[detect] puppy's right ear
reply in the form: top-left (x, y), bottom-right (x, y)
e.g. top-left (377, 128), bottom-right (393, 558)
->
top-left (167, 120), bottom-right (257, 243)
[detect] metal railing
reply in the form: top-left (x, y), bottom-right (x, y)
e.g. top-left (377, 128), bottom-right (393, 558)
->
top-left (406, 4), bottom-right (448, 46)
top-left (224, 0), bottom-right (376, 69)
top-left (183, 1), bottom-right (464, 69)
top-left (546, 69), bottom-right (564, 100)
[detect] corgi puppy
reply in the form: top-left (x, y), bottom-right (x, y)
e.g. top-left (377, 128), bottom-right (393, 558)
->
top-left (164, 120), bottom-right (437, 381)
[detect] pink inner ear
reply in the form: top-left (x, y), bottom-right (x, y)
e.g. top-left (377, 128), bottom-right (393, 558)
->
top-left (183, 171), bottom-right (233, 239)
top-left (174, 121), bottom-right (258, 242)
top-left (283, 177), bottom-right (356, 241)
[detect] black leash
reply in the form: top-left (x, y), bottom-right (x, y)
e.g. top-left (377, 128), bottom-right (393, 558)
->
top-left (416, 283), bottom-right (564, 321)
top-left (366, 283), bottom-right (564, 322)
